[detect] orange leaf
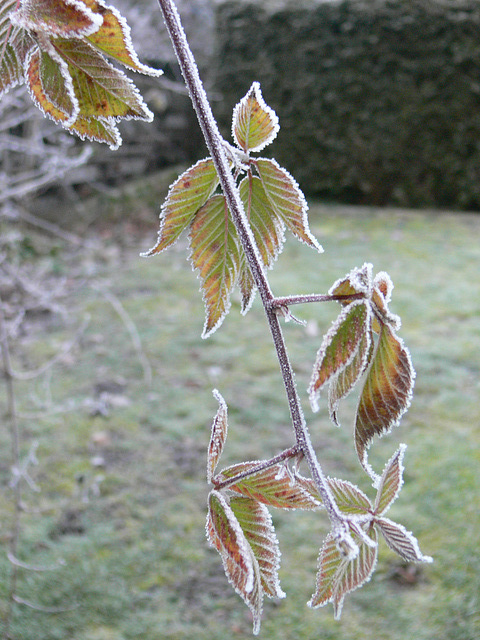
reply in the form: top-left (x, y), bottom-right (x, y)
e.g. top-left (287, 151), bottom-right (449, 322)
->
top-left (11, 0), bottom-right (102, 38)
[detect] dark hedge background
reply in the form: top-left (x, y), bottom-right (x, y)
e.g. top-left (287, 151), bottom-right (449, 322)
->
top-left (213, 0), bottom-right (480, 210)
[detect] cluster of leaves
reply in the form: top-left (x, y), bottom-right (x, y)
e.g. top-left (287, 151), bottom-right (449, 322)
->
top-left (206, 391), bottom-right (431, 634)
top-left (142, 82), bottom-right (322, 337)
top-left (0, 0), bottom-right (162, 149)
top-left (308, 263), bottom-right (415, 482)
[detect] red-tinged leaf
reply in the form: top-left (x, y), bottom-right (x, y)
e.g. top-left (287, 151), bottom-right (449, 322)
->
top-left (371, 271), bottom-right (401, 332)
top-left (239, 174), bottom-right (285, 269)
top-left (49, 37), bottom-right (153, 120)
top-left (328, 329), bottom-right (374, 426)
top-left (207, 389), bottom-right (228, 484)
top-left (309, 301), bottom-right (370, 412)
top-left (373, 444), bottom-right (406, 516)
top-left (232, 81), bottom-right (279, 153)
top-left (142, 159), bottom-right (220, 256)
top-left (230, 496), bottom-right (285, 600)
top-left (327, 477), bottom-right (372, 516)
top-left (38, 46), bottom-right (77, 120)
top-left (238, 256), bottom-right (256, 315)
top-left (255, 158), bottom-right (322, 251)
top-left (188, 195), bottom-right (241, 338)
top-left (0, 1), bottom-right (35, 96)
top-left (83, 0), bottom-right (162, 76)
top-left (69, 114), bottom-right (120, 149)
top-left (355, 324), bottom-right (415, 479)
top-left (220, 462), bottom-right (322, 510)
top-left (308, 524), bottom-right (378, 619)
top-left (25, 47), bottom-right (71, 124)
top-left (206, 491), bottom-right (263, 635)
top-left (11, 0), bottom-right (102, 38)
top-left (375, 517), bottom-right (433, 564)
top-left (329, 263), bottom-right (373, 302)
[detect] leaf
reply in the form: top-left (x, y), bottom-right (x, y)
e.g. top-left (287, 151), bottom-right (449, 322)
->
top-left (82, 0), bottom-right (162, 76)
top-left (142, 159), bottom-right (220, 255)
top-left (238, 255), bottom-right (256, 315)
top-left (206, 491), bottom-right (263, 635)
top-left (373, 444), bottom-right (406, 516)
top-left (328, 329), bottom-right (373, 426)
top-left (230, 496), bottom-right (285, 599)
top-left (232, 81), bottom-right (279, 153)
top-left (371, 271), bottom-right (401, 332)
top-left (207, 389), bottom-right (228, 484)
top-left (37, 45), bottom-right (77, 121)
top-left (11, 0), bottom-right (102, 38)
top-left (69, 113), bottom-right (121, 148)
top-left (220, 462), bottom-right (322, 510)
top-left (375, 517), bottom-right (433, 564)
top-left (309, 301), bottom-right (370, 412)
top-left (327, 477), bottom-right (372, 516)
top-left (329, 263), bottom-right (373, 302)
top-left (25, 46), bottom-right (72, 124)
top-left (48, 37), bottom-right (153, 120)
top-left (0, 0), bottom-right (35, 96)
top-left (188, 194), bottom-right (241, 338)
top-left (255, 158), bottom-right (322, 251)
top-left (308, 524), bottom-right (378, 619)
top-left (239, 174), bottom-right (285, 269)
top-left (355, 324), bottom-right (415, 478)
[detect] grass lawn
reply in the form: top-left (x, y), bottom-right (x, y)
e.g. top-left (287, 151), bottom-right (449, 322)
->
top-left (0, 201), bottom-right (479, 640)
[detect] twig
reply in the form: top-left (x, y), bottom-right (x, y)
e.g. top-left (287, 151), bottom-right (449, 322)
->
top-left (156, 0), bottom-right (355, 552)
top-left (91, 283), bottom-right (152, 386)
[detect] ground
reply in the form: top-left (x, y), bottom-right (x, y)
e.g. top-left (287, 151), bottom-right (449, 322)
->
top-left (0, 199), bottom-right (479, 639)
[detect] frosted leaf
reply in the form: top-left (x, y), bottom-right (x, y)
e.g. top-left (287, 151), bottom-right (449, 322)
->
top-left (232, 81), bottom-right (279, 153)
top-left (375, 517), bottom-right (433, 564)
top-left (207, 389), bottom-right (228, 484)
top-left (374, 444), bottom-right (406, 515)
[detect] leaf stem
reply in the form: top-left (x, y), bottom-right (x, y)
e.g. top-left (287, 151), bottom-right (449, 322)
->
top-left (270, 293), bottom-right (365, 308)
top-left (156, 0), bottom-right (353, 542)
top-left (212, 445), bottom-right (301, 491)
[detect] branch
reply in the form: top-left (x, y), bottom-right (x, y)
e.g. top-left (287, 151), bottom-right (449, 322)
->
top-left (156, 0), bottom-right (354, 549)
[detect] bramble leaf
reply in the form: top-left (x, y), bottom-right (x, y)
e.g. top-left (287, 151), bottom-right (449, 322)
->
top-left (0, 1), bottom-right (34, 96)
top-left (220, 462), bottom-right (322, 510)
top-left (206, 491), bottom-right (263, 634)
top-left (69, 113), bottom-right (121, 148)
top-left (327, 477), bottom-right (372, 516)
top-left (83, 0), bottom-right (162, 75)
top-left (308, 524), bottom-right (378, 619)
top-left (232, 81), bottom-right (279, 153)
top-left (188, 194), bottom-right (241, 338)
top-left (375, 517), bottom-right (433, 564)
top-left (11, 0), bottom-right (102, 38)
top-left (239, 174), bottom-right (285, 269)
top-left (355, 324), bottom-right (415, 479)
top-left (207, 390), bottom-right (228, 484)
top-left (142, 159), bottom-right (220, 256)
top-left (309, 301), bottom-right (370, 412)
top-left (230, 496), bottom-right (285, 600)
top-left (329, 263), bottom-right (373, 301)
top-left (238, 254), bottom-right (256, 315)
top-left (374, 444), bottom-right (406, 516)
top-left (255, 158), bottom-right (322, 251)
top-left (328, 330), bottom-right (373, 426)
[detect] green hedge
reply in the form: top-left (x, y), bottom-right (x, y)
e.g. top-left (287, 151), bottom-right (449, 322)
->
top-left (213, 0), bottom-right (480, 210)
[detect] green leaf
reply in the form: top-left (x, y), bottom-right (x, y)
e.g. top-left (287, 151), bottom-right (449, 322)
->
top-left (48, 36), bottom-right (153, 120)
top-left (0, 0), bottom-right (35, 96)
top-left (355, 324), bottom-right (415, 479)
top-left (230, 496), bottom-right (285, 600)
top-left (83, 0), bottom-right (163, 76)
top-left (327, 478), bottom-right (372, 516)
top-left (38, 46), bottom-right (77, 121)
top-left (11, 0), bottom-right (102, 38)
top-left (188, 195), bottom-right (241, 338)
top-left (328, 329), bottom-right (373, 426)
top-left (232, 81), bottom-right (279, 153)
top-left (25, 47), bottom-right (71, 124)
top-left (255, 158), bottom-right (322, 251)
top-left (237, 255), bottom-right (256, 315)
top-left (206, 491), bottom-right (263, 635)
top-left (308, 524), bottom-right (378, 619)
top-left (239, 174), bottom-right (285, 269)
top-left (375, 518), bottom-right (433, 564)
top-left (309, 301), bottom-right (370, 412)
top-left (207, 390), bottom-right (228, 484)
top-left (329, 263), bottom-right (373, 301)
top-left (69, 114), bottom-right (121, 148)
top-left (373, 445), bottom-right (406, 515)
top-left (142, 159), bottom-right (220, 256)
top-left (220, 461), bottom-right (322, 510)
